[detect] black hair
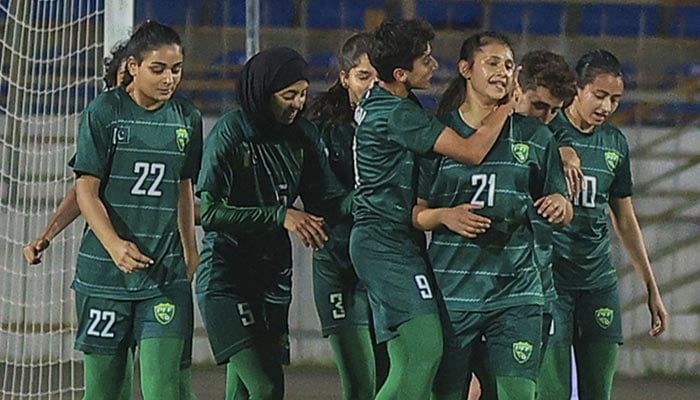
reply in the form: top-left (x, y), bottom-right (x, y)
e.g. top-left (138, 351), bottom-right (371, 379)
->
top-left (369, 18), bottom-right (434, 83)
top-left (306, 32), bottom-right (374, 126)
top-left (122, 20), bottom-right (183, 86)
top-left (519, 50), bottom-right (577, 105)
top-left (103, 40), bottom-right (129, 90)
top-left (574, 49), bottom-right (624, 89)
top-left (437, 32), bottom-right (512, 116)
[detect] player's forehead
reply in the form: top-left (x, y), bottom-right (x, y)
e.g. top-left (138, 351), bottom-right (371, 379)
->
top-left (527, 85), bottom-right (564, 106)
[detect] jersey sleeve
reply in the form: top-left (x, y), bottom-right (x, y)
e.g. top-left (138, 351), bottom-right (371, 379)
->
top-left (387, 100), bottom-right (444, 155)
top-left (417, 153), bottom-right (440, 202)
top-left (551, 124), bottom-right (576, 147)
top-left (72, 98), bottom-right (115, 179)
top-left (181, 108), bottom-right (203, 183)
top-left (538, 131), bottom-right (569, 198)
top-left (609, 138), bottom-right (633, 198)
top-left (197, 118), bottom-right (236, 199)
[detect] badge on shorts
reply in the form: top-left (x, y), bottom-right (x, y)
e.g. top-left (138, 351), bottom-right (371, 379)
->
top-left (512, 341), bottom-right (534, 364)
top-left (176, 128), bottom-right (190, 152)
top-left (595, 307), bottom-right (614, 329)
top-left (511, 143), bottom-right (530, 163)
top-left (604, 151), bottom-right (620, 171)
top-left (154, 302), bottom-right (176, 325)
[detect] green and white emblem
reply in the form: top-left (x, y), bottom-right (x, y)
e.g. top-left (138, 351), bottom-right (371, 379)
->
top-left (595, 307), bottom-right (614, 329)
top-left (512, 341), bottom-right (534, 364)
top-left (154, 302), bottom-right (176, 325)
top-left (176, 128), bottom-right (190, 152)
top-left (604, 151), bottom-right (620, 171)
top-left (511, 143), bottom-right (530, 163)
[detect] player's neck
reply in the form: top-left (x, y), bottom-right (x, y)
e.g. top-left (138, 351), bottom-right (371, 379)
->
top-left (565, 103), bottom-right (594, 134)
top-left (379, 80), bottom-right (410, 98)
top-left (129, 89), bottom-right (165, 111)
top-left (459, 91), bottom-right (497, 129)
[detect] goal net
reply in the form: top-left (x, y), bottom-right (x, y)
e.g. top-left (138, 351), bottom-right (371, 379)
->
top-left (0, 1), bottom-right (129, 398)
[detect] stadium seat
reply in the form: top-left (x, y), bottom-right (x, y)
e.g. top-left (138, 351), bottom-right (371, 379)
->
top-left (307, 0), bottom-right (384, 29)
top-left (578, 4), bottom-right (659, 37)
top-left (211, 0), bottom-right (293, 27)
top-left (135, 0), bottom-right (202, 26)
top-left (670, 6), bottom-right (700, 38)
top-left (489, 2), bottom-right (565, 35)
top-left (417, 0), bottom-right (482, 30)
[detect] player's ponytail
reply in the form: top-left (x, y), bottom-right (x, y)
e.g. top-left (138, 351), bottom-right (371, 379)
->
top-left (122, 20), bottom-right (183, 87)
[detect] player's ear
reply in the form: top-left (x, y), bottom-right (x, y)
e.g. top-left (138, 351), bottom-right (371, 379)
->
top-left (126, 56), bottom-right (139, 77)
top-left (393, 67), bottom-right (408, 84)
top-left (458, 59), bottom-right (471, 80)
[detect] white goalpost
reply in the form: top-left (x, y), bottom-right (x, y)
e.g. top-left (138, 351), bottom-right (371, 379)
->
top-left (0, 1), bottom-right (131, 398)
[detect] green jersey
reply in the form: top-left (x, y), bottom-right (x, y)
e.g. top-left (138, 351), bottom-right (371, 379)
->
top-left (72, 87), bottom-right (203, 300)
top-left (549, 111), bottom-right (633, 290)
top-left (196, 110), bottom-right (344, 293)
top-left (419, 112), bottom-right (567, 312)
top-left (353, 85), bottom-right (444, 226)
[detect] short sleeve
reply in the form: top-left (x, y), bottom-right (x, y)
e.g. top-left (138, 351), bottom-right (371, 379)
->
top-left (72, 101), bottom-right (114, 179)
top-left (387, 100), bottom-right (444, 155)
top-left (181, 108), bottom-right (203, 183)
top-left (609, 140), bottom-right (633, 198)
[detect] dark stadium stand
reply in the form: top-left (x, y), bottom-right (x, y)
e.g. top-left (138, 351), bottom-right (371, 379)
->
top-left (490, 2), bottom-right (566, 35)
top-left (577, 4), bottom-right (659, 36)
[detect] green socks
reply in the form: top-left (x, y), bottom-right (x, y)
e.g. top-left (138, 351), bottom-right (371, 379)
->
top-left (575, 342), bottom-right (618, 400)
top-left (329, 328), bottom-right (376, 400)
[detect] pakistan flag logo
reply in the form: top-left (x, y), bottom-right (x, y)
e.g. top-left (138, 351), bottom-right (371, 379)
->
top-left (604, 151), bottom-right (620, 172)
top-left (511, 143), bottom-right (530, 163)
top-left (595, 307), bottom-right (614, 329)
top-left (512, 341), bottom-right (534, 364)
top-left (176, 128), bottom-right (190, 152)
top-left (154, 302), bottom-right (176, 325)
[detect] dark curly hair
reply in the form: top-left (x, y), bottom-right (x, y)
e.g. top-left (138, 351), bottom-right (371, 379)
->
top-left (306, 32), bottom-right (374, 126)
top-left (103, 40), bottom-right (129, 90)
top-left (519, 50), bottom-right (576, 105)
top-left (369, 18), bottom-right (434, 83)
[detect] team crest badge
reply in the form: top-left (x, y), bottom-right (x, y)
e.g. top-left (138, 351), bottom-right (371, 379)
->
top-left (595, 307), bottom-right (614, 329)
top-left (512, 341), bottom-right (534, 364)
top-left (154, 302), bottom-right (176, 325)
top-left (511, 143), bottom-right (530, 163)
top-left (604, 151), bottom-right (620, 171)
top-left (176, 128), bottom-right (190, 152)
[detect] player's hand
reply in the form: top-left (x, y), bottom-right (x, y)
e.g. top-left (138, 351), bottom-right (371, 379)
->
top-left (439, 204), bottom-right (491, 238)
top-left (283, 208), bottom-right (328, 250)
top-left (106, 239), bottom-right (153, 274)
top-left (534, 194), bottom-right (569, 225)
top-left (185, 254), bottom-right (200, 282)
top-left (496, 65), bottom-right (522, 112)
top-left (647, 287), bottom-right (668, 337)
top-left (23, 238), bottom-right (50, 265)
top-left (560, 146), bottom-right (584, 200)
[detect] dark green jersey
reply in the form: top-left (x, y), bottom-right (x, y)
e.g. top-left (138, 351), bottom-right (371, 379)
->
top-left (307, 121), bottom-right (356, 267)
top-left (419, 112), bottom-right (567, 312)
top-left (72, 87), bottom-right (203, 300)
top-left (353, 85), bottom-right (444, 226)
top-left (549, 111), bottom-right (633, 290)
top-left (196, 110), bottom-right (344, 293)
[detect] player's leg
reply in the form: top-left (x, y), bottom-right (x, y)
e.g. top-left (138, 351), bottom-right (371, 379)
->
top-left (134, 285), bottom-right (193, 400)
top-left (433, 310), bottom-right (480, 400)
top-left (485, 305), bottom-right (543, 400)
top-left (74, 293), bottom-right (134, 399)
top-left (537, 291), bottom-right (575, 400)
top-left (572, 285), bottom-right (623, 400)
top-left (179, 286), bottom-right (197, 400)
top-left (472, 336), bottom-right (496, 400)
top-left (313, 251), bottom-right (375, 400)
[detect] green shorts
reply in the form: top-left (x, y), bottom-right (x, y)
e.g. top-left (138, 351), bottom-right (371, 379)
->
top-left (349, 222), bottom-right (437, 343)
top-left (74, 284), bottom-right (192, 357)
top-left (437, 305), bottom-right (543, 395)
top-left (197, 267), bottom-right (292, 365)
top-left (548, 284), bottom-right (624, 348)
top-left (312, 248), bottom-right (370, 337)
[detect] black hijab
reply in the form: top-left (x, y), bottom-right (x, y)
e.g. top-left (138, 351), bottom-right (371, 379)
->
top-left (237, 47), bottom-right (309, 134)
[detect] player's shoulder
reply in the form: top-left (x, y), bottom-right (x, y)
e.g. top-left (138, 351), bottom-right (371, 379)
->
top-left (85, 87), bottom-right (122, 114)
top-left (513, 113), bottom-right (553, 141)
top-left (207, 108), bottom-right (250, 146)
top-left (170, 94), bottom-right (202, 121)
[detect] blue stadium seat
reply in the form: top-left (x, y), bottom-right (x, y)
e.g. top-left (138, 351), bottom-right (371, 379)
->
top-left (490, 2), bottom-right (565, 35)
top-left (621, 62), bottom-right (638, 90)
top-left (417, 0), bottom-right (482, 29)
top-left (136, 0), bottom-right (202, 26)
top-left (307, 0), bottom-right (383, 29)
top-left (211, 0), bottom-right (293, 27)
top-left (578, 4), bottom-right (659, 37)
top-left (212, 0), bottom-right (246, 26)
top-left (670, 6), bottom-right (700, 38)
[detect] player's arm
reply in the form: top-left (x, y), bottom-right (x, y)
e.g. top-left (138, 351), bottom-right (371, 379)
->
top-left (23, 186), bottom-right (81, 264)
top-left (412, 198), bottom-right (490, 238)
top-left (76, 175), bottom-right (153, 273)
top-left (433, 100), bottom-right (515, 165)
top-left (178, 179), bottom-right (199, 281)
top-left (608, 196), bottom-right (668, 337)
top-left (559, 146), bottom-right (584, 199)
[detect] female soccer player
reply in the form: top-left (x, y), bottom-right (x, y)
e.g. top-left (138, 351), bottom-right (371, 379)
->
top-left (539, 49), bottom-right (668, 400)
top-left (413, 32), bottom-right (571, 400)
top-left (71, 21), bottom-right (202, 400)
top-left (350, 19), bottom-right (516, 400)
top-left (195, 47), bottom-right (346, 400)
top-left (306, 32), bottom-right (378, 400)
